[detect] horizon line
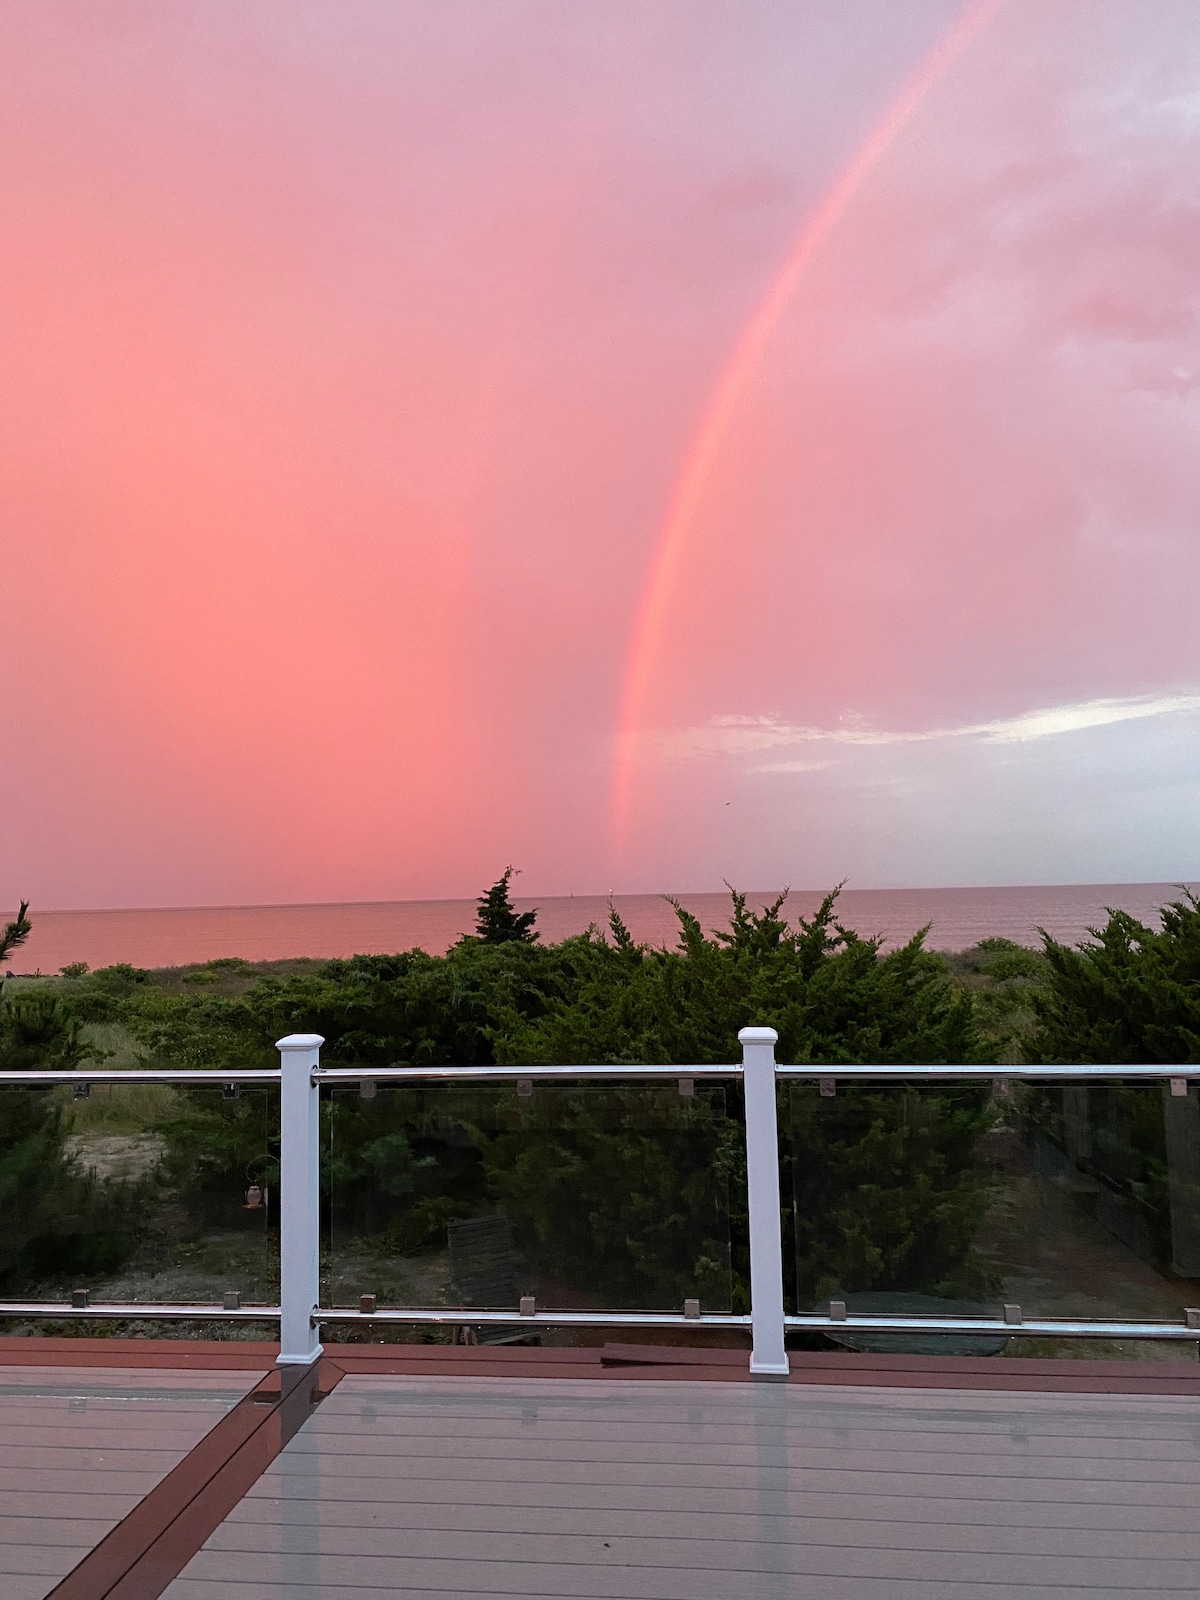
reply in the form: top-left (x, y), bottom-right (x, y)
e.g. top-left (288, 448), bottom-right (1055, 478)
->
top-left (14, 879), bottom-right (1197, 919)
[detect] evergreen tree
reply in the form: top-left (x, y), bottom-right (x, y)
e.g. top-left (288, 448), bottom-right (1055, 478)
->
top-left (0, 899), bottom-right (87, 1072)
top-left (0, 900), bottom-right (32, 974)
top-left (473, 868), bottom-right (539, 945)
top-left (0, 990), bottom-right (87, 1072)
top-left (0, 900), bottom-right (142, 1291)
top-left (1028, 890), bottom-right (1200, 1063)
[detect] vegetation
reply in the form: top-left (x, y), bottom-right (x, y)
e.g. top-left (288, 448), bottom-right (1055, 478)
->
top-left (2, 881), bottom-right (997, 1311)
top-left (1028, 891), bottom-right (1200, 1065)
top-left (789, 1082), bottom-right (994, 1305)
top-left (1016, 891), bottom-right (1200, 1276)
top-left (0, 901), bottom-right (32, 970)
top-left (0, 902), bottom-right (147, 1292)
top-left (0, 900), bottom-right (155, 1294)
top-left (0, 1087), bottom-right (148, 1290)
top-left (2, 882), bottom-right (1197, 1331)
top-left (470, 867), bottom-right (539, 946)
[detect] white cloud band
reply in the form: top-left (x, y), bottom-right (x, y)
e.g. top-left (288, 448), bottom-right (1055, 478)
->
top-left (663, 692), bottom-right (1200, 764)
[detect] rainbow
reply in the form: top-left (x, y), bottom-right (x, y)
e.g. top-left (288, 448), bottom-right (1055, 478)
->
top-left (610, 0), bottom-right (1006, 864)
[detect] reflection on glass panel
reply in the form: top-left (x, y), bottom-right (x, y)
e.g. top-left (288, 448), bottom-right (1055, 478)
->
top-left (147, 1083), bottom-right (280, 1308)
top-left (0, 1083), bottom-right (279, 1314)
top-left (323, 1081), bottom-right (733, 1317)
top-left (788, 1079), bottom-right (1200, 1351)
top-left (994, 1082), bottom-right (1198, 1320)
top-left (788, 1080), bottom-right (999, 1352)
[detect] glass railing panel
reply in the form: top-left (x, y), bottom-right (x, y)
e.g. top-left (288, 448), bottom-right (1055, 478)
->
top-left (323, 1079), bottom-right (734, 1320)
top-left (787, 1078), bottom-right (1199, 1353)
top-left (994, 1080), bottom-right (1196, 1326)
top-left (0, 1081), bottom-right (280, 1321)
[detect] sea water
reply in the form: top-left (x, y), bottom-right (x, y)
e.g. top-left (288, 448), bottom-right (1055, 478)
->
top-left (6, 883), bottom-right (1191, 974)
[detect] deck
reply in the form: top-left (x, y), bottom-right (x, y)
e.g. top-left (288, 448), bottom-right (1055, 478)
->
top-left (5, 1341), bottom-right (1200, 1599)
top-left (0, 1362), bottom-right (259, 1600)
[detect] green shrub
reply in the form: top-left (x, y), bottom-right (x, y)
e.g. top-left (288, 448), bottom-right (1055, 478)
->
top-left (0, 1088), bottom-right (147, 1290)
top-left (1029, 892), bottom-right (1200, 1064)
top-left (789, 1083), bottom-right (994, 1303)
top-left (0, 981), bottom-right (146, 1290)
top-left (109, 888), bottom-right (991, 1312)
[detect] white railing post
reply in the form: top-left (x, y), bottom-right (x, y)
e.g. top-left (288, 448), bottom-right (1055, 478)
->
top-left (276, 1033), bottom-right (324, 1365)
top-left (740, 1025), bottom-right (789, 1377)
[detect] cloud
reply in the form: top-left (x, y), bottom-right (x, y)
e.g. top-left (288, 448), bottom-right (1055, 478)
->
top-left (664, 693), bottom-right (1200, 765)
top-left (964, 695), bottom-right (1200, 744)
top-left (750, 758), bottom-right (837, 774)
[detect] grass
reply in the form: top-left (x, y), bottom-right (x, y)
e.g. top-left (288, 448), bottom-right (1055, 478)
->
top-left (78, 1019), bottom-right (145, 1070)
top-left (6, 956), bottom-right (325, 1000)
top-left (61, 1079), bottom-right (180, 1133)
top-left (134, 956), bottom-right (325, 998)
top-left (57, 1019), bottom-right (177, 1132)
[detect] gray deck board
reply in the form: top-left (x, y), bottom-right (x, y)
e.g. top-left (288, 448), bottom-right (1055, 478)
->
top-left (227, 1477), bottom-right (1200, 1529)
top-left (0, 1517), bottom-right (115, 1546)
top-left (183, 1521), bottom-right (1200, 1571)
top-left (4, 1580), bottom-right (61, 1600)
top-left (160, 1586), bottom-right (1200, 1600)
top-left (0, 1491), bottom-right (155, 1520)
top-left (161, 1546), bottom-right (1200, 1590)
top-left (311, 1399), bottom-right (1200, 1439)
top-left (161, 1375), bottom-right (1200, 1597)
top-left (0, 1364), bottom-right (255, 1600)
top-left (276, 1429), bottom-right (1200, 1475)
top-left (223, 1495), bottom-right (1200, 1546)
top-left (237, 1454), bottom-right (1200, 1503)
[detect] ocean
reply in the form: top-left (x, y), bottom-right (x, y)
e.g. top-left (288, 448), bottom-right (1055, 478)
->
top-left (5, 883), bottom-right (1192, 975)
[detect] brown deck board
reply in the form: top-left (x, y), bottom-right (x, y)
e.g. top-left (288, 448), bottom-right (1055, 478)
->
top-left (7, 1334), bottom-right (1200, 1393)
top-left (0, 1341), bottom-right (278, 1371)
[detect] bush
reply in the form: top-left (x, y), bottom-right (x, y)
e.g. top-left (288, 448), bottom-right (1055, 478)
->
top-left (789, 1083), bottom-right (994, 1303)
top-left (105, 888), bottom-right (992, 1312)
top-left (1029, 891), bottom-right (1200, 1064)
top-left (0, 1089), bottom-right (146, 1291)
top-left (0, 972), bottom-right (145, 1291)
top-left (0, 990), bottom-right (88, 1072)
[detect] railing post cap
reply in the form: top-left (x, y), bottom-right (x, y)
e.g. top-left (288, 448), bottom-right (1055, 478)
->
top-left (738, 1026), bottom-right (778, 1046)
top-left (276, 1033), bottom-right (325, 1050)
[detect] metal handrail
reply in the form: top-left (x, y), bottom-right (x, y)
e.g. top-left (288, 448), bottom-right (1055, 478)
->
top-left (0, 1070), bottom-right (281, 1085)
top-left (783, 1313), bottom-right (1200, 1341)
top-left (2, 1063), bottom-right (1193, 1086)
top-left (7, 1301), bottom-right (1197, 1343)
top-left (0, 1301), bottom-right (280, 1320)
top-left (777, 1064), bottom-right (1200, 1081)
top-left (317, 1063), bottom-right (738, 1082)
top-left (316, 1307), bottom-right (750, 1329)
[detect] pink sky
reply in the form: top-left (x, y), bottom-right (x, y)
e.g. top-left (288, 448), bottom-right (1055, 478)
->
top-left (3, 1), bottom-right (1199, 910)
